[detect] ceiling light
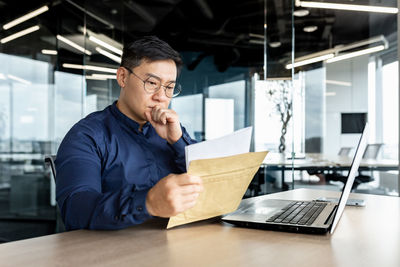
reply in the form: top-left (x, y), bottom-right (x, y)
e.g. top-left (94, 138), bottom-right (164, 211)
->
top-left (286, 54), bottom-right (334, 69)
top-left (303, 25), bottom-right (318, 33)
top-left (325, 92), bottom-right (337, 97)
top-left (56, 35), bottom-right (92, 55)
top-left (327, 45), bottom-right (385, 63)
top-left (7, 74), bottom-right (31, 85)
top-left (0, 25), bottom-right (40, 44)
top-left (0, 73), bottom-right (6, 80)
top-left (293, 9), bottom-right (310, 17)
top-left (298, 1), bottom-right (398, 14)
top-left (66, 0), bottom-right (114, 29)
top-left (285, 35), bottom-right (388, 69)
top-left (41, 49), bottom-right (58, 55)
top-left (85, 75), bottom-right (107, 80)
top-left (3, 5), bottom-right (49, 30)
top-left (89, 36), bottom-right (122, 55)
top-left (91, 73), bottom-right (116, 79)
top-left (62, 63), bottom-right (117, 73)
top-left (269, 41), bottom-right (281, 48)
top-left (95, 47), bottom-right (121, 63)
top-left (326, 80), bottom-right (352, 87)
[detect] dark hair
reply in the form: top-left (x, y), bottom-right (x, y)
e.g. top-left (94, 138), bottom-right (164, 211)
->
top-left (120, 36), bottom-right (183, 74)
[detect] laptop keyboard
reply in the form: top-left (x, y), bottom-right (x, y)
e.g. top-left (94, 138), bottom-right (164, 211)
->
top-left (266, 201), bottom-right (327, 225)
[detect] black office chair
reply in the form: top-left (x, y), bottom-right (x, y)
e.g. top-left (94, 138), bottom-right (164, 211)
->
top-left (353, 143), bottom-right (383, 186)
top-left (307, 147), bottom-right (353, 182)
top-left (44, 155), bottom-right (65, 233)
top-left (326, 144), bottom-right (383, 190)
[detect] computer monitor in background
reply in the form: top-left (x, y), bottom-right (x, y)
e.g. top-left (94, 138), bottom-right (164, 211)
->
top-left (341, 113), bottom-right (367, 134)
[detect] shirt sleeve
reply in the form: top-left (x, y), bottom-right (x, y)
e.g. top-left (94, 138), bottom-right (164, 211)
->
top-left (55, 123), bottom-right (152, 230)
top-left (168, 126), bottom-right (197, 173)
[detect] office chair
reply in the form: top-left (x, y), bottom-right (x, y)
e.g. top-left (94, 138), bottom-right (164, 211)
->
top-left (44, 155), bottom-right (65, 233)
top-left (307, 147), bottom-right (353, 183)
top-left (338, 147), bottom-right (352, 156)
top-left (326, 144), bottom-right (383, 190)
top-left (353, 143), bottom-right (383, 186)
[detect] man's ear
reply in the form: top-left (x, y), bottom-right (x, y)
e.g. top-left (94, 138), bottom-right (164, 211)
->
top-left (116, 67), bottom-right (127, 88)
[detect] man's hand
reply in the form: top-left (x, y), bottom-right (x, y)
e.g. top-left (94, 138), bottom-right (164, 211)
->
top-left (145, 173), bottom-right (204, 217)
top-left (145, 106), bottom-right (182, 144)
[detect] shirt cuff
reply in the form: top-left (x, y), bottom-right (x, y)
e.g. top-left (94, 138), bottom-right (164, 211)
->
top-left (169, 131), bottom-right (191, 153)
top-left (131, 189), bottom-right (152, 221)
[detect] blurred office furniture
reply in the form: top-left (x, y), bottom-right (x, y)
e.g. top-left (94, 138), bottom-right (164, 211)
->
top-left (44, 155), bottom-right (65, 233)
top-left (338, 147), bottom-right (352, 156)
top-left (305, 137), bottom-right (322, 153)
top-left (262, 152), bottom-right (398, 192)
top-left (307, 147), bottom-right (353, 185)
top-left (9, 174), bottom-right (47, 216)
top-left (362, 144), bottom-right (383, 160)
top-left (324, 147), bottom-right (353, 185)
top-left (326, 144), bottom-right (383, 190)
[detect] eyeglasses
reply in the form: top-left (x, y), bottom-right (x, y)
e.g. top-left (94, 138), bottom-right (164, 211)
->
top-left (123, 67), bottom-right (181, 98)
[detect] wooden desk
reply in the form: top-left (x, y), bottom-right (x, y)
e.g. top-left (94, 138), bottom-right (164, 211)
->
top-left (0, 189), bottom-right (399, 267)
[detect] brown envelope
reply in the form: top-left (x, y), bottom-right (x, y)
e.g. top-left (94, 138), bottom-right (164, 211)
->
top-left (167, 151), bottom-right (268, 229)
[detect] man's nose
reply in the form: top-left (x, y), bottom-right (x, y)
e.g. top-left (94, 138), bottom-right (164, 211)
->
top-left (152, 87), bottom-right (168, 101)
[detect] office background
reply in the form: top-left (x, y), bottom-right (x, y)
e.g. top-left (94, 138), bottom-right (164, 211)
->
top-left (0, 0), bottom-right (398, 242)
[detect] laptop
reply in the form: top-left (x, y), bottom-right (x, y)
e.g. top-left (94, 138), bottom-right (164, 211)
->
top-left (222, 123), bottom-right (369, 234)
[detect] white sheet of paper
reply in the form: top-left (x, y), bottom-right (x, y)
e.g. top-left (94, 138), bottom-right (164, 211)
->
top-left (185, 126), bottom-right (253, 170)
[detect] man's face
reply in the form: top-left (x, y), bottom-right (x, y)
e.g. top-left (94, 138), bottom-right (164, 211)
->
top-left (117, 59), bottom-right (177, 125)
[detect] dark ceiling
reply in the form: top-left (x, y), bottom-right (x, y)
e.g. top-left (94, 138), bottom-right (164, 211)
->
top-left (0, 0), bottom-right (398, 76)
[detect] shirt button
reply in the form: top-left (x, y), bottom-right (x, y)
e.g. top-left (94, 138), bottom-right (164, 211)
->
top-left (136, 206), bottom-right (143, 212)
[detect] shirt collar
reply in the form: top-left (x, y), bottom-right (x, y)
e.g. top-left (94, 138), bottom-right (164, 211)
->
top-left (110, 101), bottom-right (151, 134)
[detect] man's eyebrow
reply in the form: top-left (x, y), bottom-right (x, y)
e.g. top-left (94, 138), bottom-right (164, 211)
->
top-left (145, 72), bottom-right (176, 83)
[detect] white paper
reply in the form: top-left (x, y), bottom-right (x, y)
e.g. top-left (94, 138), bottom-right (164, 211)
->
top-left (185, 126), bottom-right (253, 170)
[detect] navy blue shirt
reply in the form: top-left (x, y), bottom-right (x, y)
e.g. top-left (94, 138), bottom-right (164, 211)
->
top-left (55, 101), bottom-right (196, 230)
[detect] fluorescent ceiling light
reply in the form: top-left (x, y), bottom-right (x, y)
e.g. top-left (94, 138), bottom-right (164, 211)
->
top-left (57, 35), bottom-right (92, 55)
top-left (325, 92), bottom-right (337, 97)
top-left (269, 41), bottom-right (281, 48)
top-left (41, 49), bottom-right (58, 55)
top-left (303, 26), bottom-right (318, 33)
top-left (85, 75), bottom-right (107, 80)
top-left (326, 80), bottom-right (352, 87)
top-left (327, 45), bottom-right (385, 63)
top-left (3, 5), bottom-right (49, 30)
top-left (293, 9), bottom-right (310, 17)
top-left (286, 54), bottom-right (334, 69)
top-left (91, 73), bottom-right (117, 79)
top-left (1, 25), bottom-right (40, 44)
top-left (95, 47), bottom-right (121, 63)
top-left (0, 73), bottom-right (6, 80)
top-left (89, 36), bottom-right (122, 55)
top-left (7, 74), bottom-right (31, 85)
top-left (66, 0), bottom-right (114, 29)
top-left (298, 1), bottom-right (398, 14)
top-left (62, 63), bottom-right (117, 73)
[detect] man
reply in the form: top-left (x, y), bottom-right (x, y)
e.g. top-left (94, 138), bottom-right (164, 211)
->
top-left (56, 36), bottom-right (203, 230)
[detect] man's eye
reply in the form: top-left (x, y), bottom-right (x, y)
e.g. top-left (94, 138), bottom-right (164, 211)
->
top-left (166, 86), bottom-right (174, 90)
top-left (147, 81), bottom-right (158, 86)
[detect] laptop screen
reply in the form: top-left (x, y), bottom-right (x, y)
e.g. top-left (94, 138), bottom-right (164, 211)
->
top-left (330, 123), bottom-right (369, 234)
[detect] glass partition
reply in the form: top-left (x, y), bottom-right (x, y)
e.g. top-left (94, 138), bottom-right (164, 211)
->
top-left (291, 0), bottom-right (399, 196)
top-left (0, 0), bottom-right (264, 241)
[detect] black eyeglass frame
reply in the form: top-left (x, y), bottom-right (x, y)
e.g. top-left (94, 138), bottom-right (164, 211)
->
top-left (123, 67), bottom-right (181, 98)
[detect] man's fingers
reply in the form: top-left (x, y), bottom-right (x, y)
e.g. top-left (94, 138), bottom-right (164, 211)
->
top-left (180, 184), bottom-right (203, 195)
top-left (176, 174), bottom-right (203, 186)
top-left (182, 199), bottom-right (198, 210)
